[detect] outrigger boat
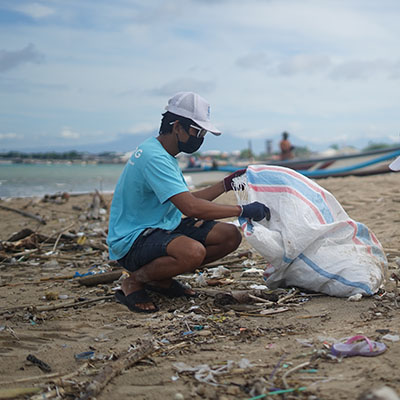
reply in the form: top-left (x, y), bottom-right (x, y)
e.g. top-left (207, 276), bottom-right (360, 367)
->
top-left (213, 145), bottom-right (400, 179)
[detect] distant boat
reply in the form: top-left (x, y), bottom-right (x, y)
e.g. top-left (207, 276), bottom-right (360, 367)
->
top-left (201, 145), bottom-right (400, 179)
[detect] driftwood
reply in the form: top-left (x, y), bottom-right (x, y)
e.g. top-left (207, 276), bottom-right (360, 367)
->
top-left (1, 295), bottom-right (114, 314)
top-left (30, 295), bottom-right (114, 312)
top-left (0, 387), bottom-right (42, 399)
top-left (79, 340), bottom-right (157, 400)
top-left (0, 204), bottom-right (46, 225)
top-left (77, 270), bottom-right (123, 286)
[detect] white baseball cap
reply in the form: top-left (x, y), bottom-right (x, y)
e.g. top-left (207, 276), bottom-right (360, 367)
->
top-left (165, 92), bottom-right (221, 135)
top-left (389, 155), bottom-right (400, 171)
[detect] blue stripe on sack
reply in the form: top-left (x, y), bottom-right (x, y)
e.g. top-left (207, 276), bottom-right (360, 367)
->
top-left (355, 222), bottom-right (371, 242)
top-left (355, 222), bottom-right (386, 261)
top-left (298, 253), bottom-right (373, 295)
top-left (283, 255), bottom-right (294, 264)
top-left (247, 168), bottom-right (334, 224)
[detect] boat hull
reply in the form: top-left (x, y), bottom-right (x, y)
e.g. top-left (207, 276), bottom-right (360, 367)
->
top-left (216, 146), bottom-right (400, 179)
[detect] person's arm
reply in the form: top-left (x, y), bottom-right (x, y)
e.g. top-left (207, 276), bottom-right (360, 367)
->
top-left (192, 181), bottom-right (225, 201)
top-left (170, 191), bottom-right (241, 220)
top-left (171, 191), bottom-right (271, 222)
top-left (192, 168), bottom-right (247, 201)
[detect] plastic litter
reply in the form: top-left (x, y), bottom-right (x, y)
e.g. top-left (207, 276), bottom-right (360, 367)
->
top-left (26, 354), bottom-right (52, 372)
top-left (74, 351), bottom-right (95, 360)
top-left (382, 334), bottom-right (399, 342)
top-left (208, 266), bottom-right (230, 278)
top-left (173, 359), bottom-right (253, 386)
top-left (331, 335), bottom-right (387, 357)
top-left (348, 293), bottom-right (363, 301)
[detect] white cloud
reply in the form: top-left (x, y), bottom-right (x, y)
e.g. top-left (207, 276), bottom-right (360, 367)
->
top-left (0, 133), bottom-right (21, 140)
top-left (60, 128), bottom-right (80, 140)
top-left (127, 123), bottom-right (158, 135)
top-left (15, 3), bottom-right (55, 19)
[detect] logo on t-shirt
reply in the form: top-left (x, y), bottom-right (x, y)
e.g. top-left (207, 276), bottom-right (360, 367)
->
top-left (128, 147), bottom-right (143, 166)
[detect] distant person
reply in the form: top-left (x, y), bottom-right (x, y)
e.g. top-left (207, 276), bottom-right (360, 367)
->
top-left (107, 92), bottom-right (270, 313)
top-left (279, 131), bottom-right (295, 161)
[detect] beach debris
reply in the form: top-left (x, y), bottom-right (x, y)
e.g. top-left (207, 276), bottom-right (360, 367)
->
top-left (74, 351), bottom-right (95, 360)
top-left (0, 204), bottom-right (46, 225)
top-left (331, 335), bottom-right (387, 358)
top-left (77, 269), bottom-right (123, 286)
top-left (348, 293), bottom-right (363, 301)
top-left (42, 191), bottom-right (70, 204)
top-left (26, 354), bottom-right (52, 372)
top-left (172, 358), bottom-right (253, 386)
top-left (358, 386), bottom-right (400, 400)
top-left (87, 190), bottom-right (108, 220)
top-left (382, 333), bottom-right (399, 342)
top-left (0, 387), bottom-right (42, 398)
top-left (241, 267), bottom-right (264, 277)
top-left (208, 266), bottom-right (230, 279)
top-left (78, 339), bottom-right (157, 400)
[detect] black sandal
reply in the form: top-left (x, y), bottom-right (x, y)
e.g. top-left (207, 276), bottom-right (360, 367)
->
top-left (115, 289), bottom-right (159, 313)
top-left (145, 279), bottom-right (198, 298)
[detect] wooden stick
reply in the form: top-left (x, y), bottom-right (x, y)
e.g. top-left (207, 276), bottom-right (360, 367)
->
top-left (248, 294), bottom-right (274, 305)
top-left (0, 363), bottom-right (89, 386)
top-left (51, 222), bottom-right (76, 253)
top-left (0, 204), bottom-right (46, 225)
top-left (0, 372), bottom-right (64, 385)
top-left (277, 290), bottom-right (298, 304)
top-left (237, 307), bottom-right (289, 317)
top-left (77, 270), bottom-right (123, 286)
top-left (282, 361), bottom-right (310, 389)
top-left (1, 295), bottom-right (114, 314)
top-left (0, 387), bottom-right (42, 398)
top-left (78, 340), bottom-right (157, 400)
top-left (32, 295), bottom-right (114, 312)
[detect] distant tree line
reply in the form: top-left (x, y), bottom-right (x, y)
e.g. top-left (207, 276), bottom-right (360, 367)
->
top-left (0, 150), bottom-right (85, 160)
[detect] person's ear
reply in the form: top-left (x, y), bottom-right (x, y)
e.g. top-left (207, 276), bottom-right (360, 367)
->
top-left (171, 120), bottom-right (180, 134)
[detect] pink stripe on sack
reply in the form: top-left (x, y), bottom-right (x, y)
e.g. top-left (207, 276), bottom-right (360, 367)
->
top-left (249, 165), bottom-right (328, 202)
top-left (249, 184), bottom-right (327, 224)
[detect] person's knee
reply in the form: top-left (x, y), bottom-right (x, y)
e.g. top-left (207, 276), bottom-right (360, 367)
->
top-left (227, 225), bottom-right (242, 250)
top-left (177, 240), bottom-right (206, 271)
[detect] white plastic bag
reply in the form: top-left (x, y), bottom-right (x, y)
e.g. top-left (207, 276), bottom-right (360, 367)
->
top-left (233, 165), bottom-right (387, 297)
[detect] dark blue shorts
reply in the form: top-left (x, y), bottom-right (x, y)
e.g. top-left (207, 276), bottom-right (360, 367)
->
top-left (117, 217), bottom-right (218, 273)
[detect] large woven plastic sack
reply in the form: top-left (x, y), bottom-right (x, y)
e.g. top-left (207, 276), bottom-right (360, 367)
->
top-left (233, 165), bottom-right (387, 297)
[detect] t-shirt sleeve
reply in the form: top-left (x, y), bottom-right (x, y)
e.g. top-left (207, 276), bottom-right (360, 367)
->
top-left (143, 155), bottom-right (188, 204)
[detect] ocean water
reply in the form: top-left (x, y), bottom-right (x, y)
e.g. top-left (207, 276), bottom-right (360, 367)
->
top-left (0, 163), bottom-right (227, 198)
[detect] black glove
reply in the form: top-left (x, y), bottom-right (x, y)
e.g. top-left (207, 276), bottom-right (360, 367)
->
top-left (240, 202), bottom-right (271, 221)
top-left (223, 168), bottom-right (247, 192)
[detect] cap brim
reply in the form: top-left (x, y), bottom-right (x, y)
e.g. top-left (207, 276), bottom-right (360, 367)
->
top-left (192, 118), bottom-right (222, 136)
top-left (389, 156), bottom-right (400, 171)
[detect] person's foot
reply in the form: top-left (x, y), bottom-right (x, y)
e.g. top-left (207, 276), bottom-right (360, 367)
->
top-left (121, 276), bottom-right (157, 312)
top-left (145, 279), bottom-right (197, 298)
top-left (115, 289), bottom-right (158, 313)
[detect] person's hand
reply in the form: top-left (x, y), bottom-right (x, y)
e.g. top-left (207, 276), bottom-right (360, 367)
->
top-left (223, 168), bottom-right (247, 192)
top-left (240, 202), bottom-right (271, 222)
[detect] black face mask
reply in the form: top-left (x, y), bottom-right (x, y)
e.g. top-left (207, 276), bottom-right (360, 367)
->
top-left (177, 133), bottom-right (204, 154)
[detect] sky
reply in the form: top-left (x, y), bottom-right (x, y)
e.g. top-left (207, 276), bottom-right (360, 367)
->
top-left (1, 0), bottom-right (400, 154)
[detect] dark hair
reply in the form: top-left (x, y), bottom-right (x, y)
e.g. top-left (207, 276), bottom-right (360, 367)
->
top-left (159, 111), bottom-right (193, 135)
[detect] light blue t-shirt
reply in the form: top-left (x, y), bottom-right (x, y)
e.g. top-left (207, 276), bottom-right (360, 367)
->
top-left (107, 137), bottom-right (189, 260)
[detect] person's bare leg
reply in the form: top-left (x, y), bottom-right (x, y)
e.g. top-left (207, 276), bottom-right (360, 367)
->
top-left (142, 222), bottom-right (242, 294)
top-left (201, 222), bottom-right (242, 265)
top-left (121, 235), bottom-right (206, 310)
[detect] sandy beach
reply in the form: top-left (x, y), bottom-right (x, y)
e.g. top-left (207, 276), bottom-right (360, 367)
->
top-left (0, 173), bottom-right (399, 400)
